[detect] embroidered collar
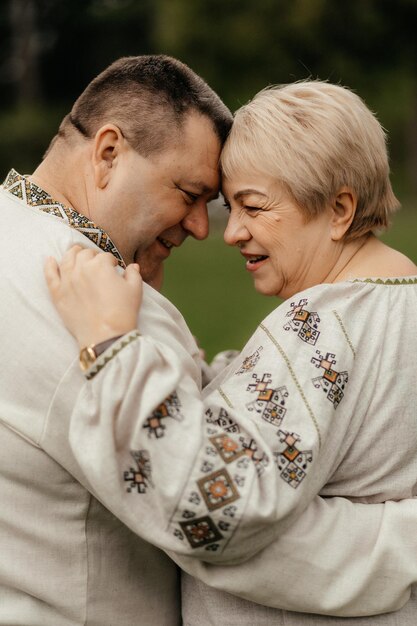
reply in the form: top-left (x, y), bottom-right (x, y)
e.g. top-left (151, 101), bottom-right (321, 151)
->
top-left (352, 277), bottom-right (417, 285)
top-left (2, 169), bottom-right (125, 268)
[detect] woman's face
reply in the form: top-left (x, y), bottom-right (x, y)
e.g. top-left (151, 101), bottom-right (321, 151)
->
top-left (222, 171), bottom-right (334, 299)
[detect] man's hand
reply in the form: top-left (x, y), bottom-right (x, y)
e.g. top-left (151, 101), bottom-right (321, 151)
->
top-left (44, 245), bottom-right (142, 348)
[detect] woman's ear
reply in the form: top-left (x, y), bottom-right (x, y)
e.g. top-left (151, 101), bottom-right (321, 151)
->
top-left (330, 187), bottom-right (357, 241)
top-left (92, 124), bottom-right (124, 189)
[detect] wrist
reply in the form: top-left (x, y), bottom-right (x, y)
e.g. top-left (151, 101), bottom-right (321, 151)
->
top-left (79, 334), bottom-right (125, 372)
top-left (76, 324), bottom-right (136, 349)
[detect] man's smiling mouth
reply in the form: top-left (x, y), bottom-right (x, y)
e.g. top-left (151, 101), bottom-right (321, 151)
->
top-left (157, 237), bottom-right (174, 250)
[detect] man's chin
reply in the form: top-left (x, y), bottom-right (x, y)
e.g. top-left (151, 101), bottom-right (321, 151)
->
top-left (137, 261), bottom-right (165, 291)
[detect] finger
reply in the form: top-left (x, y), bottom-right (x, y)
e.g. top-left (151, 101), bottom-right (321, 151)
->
top-left (126, 263), bottom-right (140, 274)
top-left (44, 256), bottom-right (61, 296)
top-left (75, 247), bottom-right (100, 264)
top-left (124, 263), bottom-right (142, 286)
top-left (71, 249), bottom-right (100, 278)
top-left (95, 251), bottom-right (119, 267)
top-left (60, 244), bottom-right (85, 269)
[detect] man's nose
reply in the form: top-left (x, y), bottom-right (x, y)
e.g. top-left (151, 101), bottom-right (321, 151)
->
top-left (182, 202), bottom-right (210, 240)
top-left (223, 212), bottom-right (250, 246)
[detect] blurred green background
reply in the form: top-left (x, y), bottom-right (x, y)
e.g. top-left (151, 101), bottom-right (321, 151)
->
top-left (1, 0), bottom-right (416, 359)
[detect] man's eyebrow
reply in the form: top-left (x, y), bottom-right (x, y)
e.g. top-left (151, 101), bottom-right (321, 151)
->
top-left (234, 189), bottom-right (267, 201)
top-left (181, 180), bottom-right (219, 201)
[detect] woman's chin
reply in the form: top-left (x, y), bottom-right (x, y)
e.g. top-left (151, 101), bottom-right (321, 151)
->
top-left (252, 279), bottom-right (283, 298)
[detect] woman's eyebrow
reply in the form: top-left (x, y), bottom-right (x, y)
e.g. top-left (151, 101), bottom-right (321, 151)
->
top-left (234, 189), bottom-right (267, 201)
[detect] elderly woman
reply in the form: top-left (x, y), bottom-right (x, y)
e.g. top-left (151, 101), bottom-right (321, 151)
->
top-left (45, 81), bottom-right (417, 622)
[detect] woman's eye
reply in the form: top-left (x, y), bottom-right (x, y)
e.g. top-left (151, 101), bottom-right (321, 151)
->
top-left (223, 201), bottom-right (231, 213)
top-left (244, 205), bottom-right (262, 213)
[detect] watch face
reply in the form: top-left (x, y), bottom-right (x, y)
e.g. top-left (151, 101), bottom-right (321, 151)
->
top-left (79, 346), bottom-right (97, 371)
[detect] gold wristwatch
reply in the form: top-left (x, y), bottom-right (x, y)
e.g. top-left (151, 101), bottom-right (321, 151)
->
top-left (79, 335), bottom-right (123, 372)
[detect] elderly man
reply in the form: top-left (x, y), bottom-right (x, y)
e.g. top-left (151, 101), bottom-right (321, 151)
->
top-left (1, 55), bottom-right (417, 626)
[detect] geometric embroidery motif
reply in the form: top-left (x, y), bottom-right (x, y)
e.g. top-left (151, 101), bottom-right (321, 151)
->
top-left (205, 407), bottom-right (240, 434)
top-left (2, 169), bottom-right (125, 267)
top-left (123, 450), bottom-right (153, 494)
top-left (179, 515), bottom-right (223, 548)
top-left (283, 298), bottom-right (320, 345)
top-left (209, 434), bottom-right (246, 464)
top-left (246, 373), bottom-right (289, 427)
top-left (239, 436), bottom-right (269, 475)
top-left (235, 346), bottom-right (263, 374)
top-left (274, 430), bottom-right (313, 488)
top-left (197, 468), bottom-right (240, 511)
top-left (143, 392), bottom-right (183, 438)
top-left (311, 351), bottom-right (348, 409)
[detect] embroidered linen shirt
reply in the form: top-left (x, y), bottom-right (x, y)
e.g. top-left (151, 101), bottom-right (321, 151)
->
top-left (1, 169), bottom-right (417, 622)
top-left (46, 200), bottom-right (417, 615)
top-left (181, 278), bottom-right (417, 625)
top-left (3, 169), bottom-right (125, 266)
top-left (0, 175), bottom-right (186, 625)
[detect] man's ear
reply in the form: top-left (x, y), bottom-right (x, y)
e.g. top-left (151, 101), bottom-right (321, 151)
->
top-left (92, 124), bottom-right (124, 189)
top-left (330, 187), bottom-right (357, 241)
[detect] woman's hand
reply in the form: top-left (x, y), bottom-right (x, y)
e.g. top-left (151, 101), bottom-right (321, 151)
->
top-left (44, 245), bottom-right (143, 348)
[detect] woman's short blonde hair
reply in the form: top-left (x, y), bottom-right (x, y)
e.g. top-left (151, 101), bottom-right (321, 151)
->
top-left (221, 81), bottom-right (400, 240)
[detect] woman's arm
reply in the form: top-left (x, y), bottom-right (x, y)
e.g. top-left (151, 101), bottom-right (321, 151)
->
top-left (43, 246), bottom-right (417, 615)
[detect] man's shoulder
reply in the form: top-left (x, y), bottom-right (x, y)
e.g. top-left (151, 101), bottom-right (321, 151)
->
top-left (0, 186), bottom-right (98, 256)
top-left (1, 184), bottom-right (72, 232)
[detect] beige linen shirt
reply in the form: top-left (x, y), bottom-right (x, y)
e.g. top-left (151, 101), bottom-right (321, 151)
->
top-left (0, 180), bottom-right (184, 625)
top-left (181, 276), bottom-right (417, 624)
top-left (51, 247), bottom-right (417, 613)
top-left (1, 172), bottom-right (417, 624)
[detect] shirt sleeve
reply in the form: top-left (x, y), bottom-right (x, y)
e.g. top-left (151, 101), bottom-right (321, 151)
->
top-left (56, 285), bottom-right (377, 559)
top-left (41, 284), bottom-right (417, 615)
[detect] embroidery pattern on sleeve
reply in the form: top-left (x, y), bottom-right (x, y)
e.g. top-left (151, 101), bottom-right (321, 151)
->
top-left (143, 392), bottom-right (183, 438)
top-left (311, 350), bottom-right (348, 408)
top-left (169, 404), bottom-right (267, 553)
top-left (259, 323), bottom-right (322, 448)
top-left (197, 468), bottom-right (240, 511)
top-left (283, 299), bottom-right (321, 345)
top-left (124, 450), bottom-right (153, 494)
top-left (246, 372), bottom-right (289, 428)
top-left (210, 432), bottom-right (269, 475)
top-left (235, 346), bottom-right (263, 374)
top-left (274, 430), bottom-right (313, 488)
top-left (206, 407), bottom-right (240, 434)
top-left (179, 516), bottom-right (223, 550)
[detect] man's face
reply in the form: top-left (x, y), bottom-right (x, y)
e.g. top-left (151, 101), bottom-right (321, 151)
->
top-left (97, 112), bottom-right (221, 286)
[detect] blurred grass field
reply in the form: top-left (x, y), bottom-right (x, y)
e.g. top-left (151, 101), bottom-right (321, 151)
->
top-left (163, 204), bottom-right (417, 362)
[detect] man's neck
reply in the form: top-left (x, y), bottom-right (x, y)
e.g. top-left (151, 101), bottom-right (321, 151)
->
top-left (30, 151), bottom-right (90, 219)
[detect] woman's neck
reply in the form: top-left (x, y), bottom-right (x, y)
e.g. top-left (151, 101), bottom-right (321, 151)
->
top-left (328, 234), bottom-right (417, 282)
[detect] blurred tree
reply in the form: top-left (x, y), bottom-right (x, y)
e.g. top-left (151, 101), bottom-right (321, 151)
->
top-left (153, 0), bottom-right (417, 193)
top-left (8, 0), bottom-right (42, 105)
top-left (0, 0), bottom-right (416, 194)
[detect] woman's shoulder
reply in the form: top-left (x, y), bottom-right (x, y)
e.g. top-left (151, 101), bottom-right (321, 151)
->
top-left (259, 276), bottom-right (417, 338)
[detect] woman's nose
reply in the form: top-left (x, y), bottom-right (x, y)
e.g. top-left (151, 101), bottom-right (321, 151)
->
top-left (223, 212), bottom-right (250, 246)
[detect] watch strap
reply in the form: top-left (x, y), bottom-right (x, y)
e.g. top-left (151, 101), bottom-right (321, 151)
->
top-left (92, 335), bottom-right (124, 358)
top-left (79, 334), bottom-right (124, 372)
